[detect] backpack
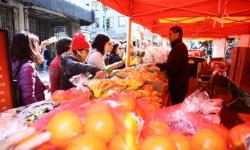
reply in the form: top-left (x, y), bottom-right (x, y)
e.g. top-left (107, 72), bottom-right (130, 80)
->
top-left (12, 62), bottom-right (24, 107)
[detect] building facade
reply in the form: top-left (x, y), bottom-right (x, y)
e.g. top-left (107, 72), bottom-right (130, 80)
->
top-left (0, 0), bottom-right (94, 41)
top-left (81, 0), bottom-right (163, 45)
top-left (81, 0), bottom-right (128, 41)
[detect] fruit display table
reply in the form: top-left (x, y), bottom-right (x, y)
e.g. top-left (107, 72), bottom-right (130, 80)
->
top-left (0, 66), bottom-right (249, 150)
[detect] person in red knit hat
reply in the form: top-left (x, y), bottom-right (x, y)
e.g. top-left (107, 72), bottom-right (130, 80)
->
top-left (60, 33), bottom-right (102, 90)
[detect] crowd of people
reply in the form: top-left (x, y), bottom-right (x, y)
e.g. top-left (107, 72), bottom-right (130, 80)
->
top-left (11, 26), bottom-right (189, 107)
top-left (11, 32), bottom-right (125, 106)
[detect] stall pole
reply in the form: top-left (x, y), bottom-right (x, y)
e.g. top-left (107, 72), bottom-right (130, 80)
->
top-left (151, 33), bottom-right (154, 46)
top-left (126, 17), bottom-right (132, 67)
top-left (248, 35), bottom-right (250, 47)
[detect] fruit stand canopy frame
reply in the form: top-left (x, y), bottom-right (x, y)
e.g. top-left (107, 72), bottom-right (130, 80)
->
top-left (98, 0), bottom-right (250, 38)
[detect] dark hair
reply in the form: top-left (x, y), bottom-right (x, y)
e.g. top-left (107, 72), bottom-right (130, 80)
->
top-left (111, 43), bottom-right (119, 55)
top-left (11, 31), bottom-right (43, 64)
top-left (56, 37), bottom-right (72, 55)
top-left (92, 34), bottom-right (110, 55)
top-left (170, 26), bottom-right (183, 38)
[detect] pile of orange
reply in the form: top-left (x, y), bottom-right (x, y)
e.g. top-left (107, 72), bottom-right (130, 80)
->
top-left (228, 123), bottom-right (250, 150)
top-left (40, 101), bottom-right (142, 150)
top-left (46, 111), bottom-right (84, 148)
top-left (31, 99), bottom-right (250, 150)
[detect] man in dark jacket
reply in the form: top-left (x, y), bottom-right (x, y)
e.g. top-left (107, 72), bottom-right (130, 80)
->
top-left (60, 33), bottom-right (100, 90)
top-left (158, 26), bottom-right (189, 105)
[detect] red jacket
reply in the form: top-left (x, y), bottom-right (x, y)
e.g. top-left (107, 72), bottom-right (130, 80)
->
top-left (49, 56), bottom-right (61, 93)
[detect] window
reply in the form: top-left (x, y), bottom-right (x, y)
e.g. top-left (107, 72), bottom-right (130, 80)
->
top-left (92, 1), bottom-right (100, 11)
top-left (118, 16), bottom-right (126, 27)
top-left (106, 17), bottom-right (114, 29)
top-left (54, 26), bottom-right (67, 38)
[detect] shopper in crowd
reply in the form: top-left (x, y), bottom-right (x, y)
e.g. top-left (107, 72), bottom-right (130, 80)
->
top-left (42, 48), bottom-right (49, 71)
top-left (123, 43), bottom-right (137, 66)
top-left (49, 37), bottom-right (72, 93)
top-left (87, 34), bottom-right (124, 70)
top-left (11, 32), bottom-right (48, 106)
top-left (105, 43), bottom-right (125, 69)
top-left (60, 33), bottom-right (102, 90)
top-left (157, 26), bottom-right (189, 105)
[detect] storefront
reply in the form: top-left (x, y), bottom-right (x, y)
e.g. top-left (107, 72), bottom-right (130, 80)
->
top-left (0, 0), bottom-right (95, 40)
top-left (0, 3), bottom-right (18, 40)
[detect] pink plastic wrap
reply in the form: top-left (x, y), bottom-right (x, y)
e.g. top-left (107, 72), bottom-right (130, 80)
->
top-left (32, 99), bottom-right (91, 131)
top-left (182, 90), bottom-right (223, 123)
top-left (142, 90), bottom-right (224, 136)
top-left (50, 87), bottom-right (91, 102)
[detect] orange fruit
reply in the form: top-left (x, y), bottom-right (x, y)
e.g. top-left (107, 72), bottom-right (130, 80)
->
top-left (114, 112), bottom-right (141, 136)
top-left (50, 90), bottom-right (67, 102)
top-left (141, 120), bottom-right (171, 139)
top-left (109, 134), bottom-right (129, 150)
top-left (210, 124), bottom-right (229, 140)
top-left (228, 123), bottom-right (250, 150)
top-left (169, 133), bottom-right (190, 150)
top-left (109, 133), bottom-right (140, 150)
top-left (46, 111), bottom-right (83, 142)
top-left (118, 96), bottom-right (136, 111)
top-left (190, 128), bottom-right (227, 150)
top-left (66, 134), bottom-right (107, 150)
top-left (142, 135), bottom-right (177, 150)
top-left (85, 102), bottom-right (111, 115)
top-left (84, 112), bottom-right (116, 143)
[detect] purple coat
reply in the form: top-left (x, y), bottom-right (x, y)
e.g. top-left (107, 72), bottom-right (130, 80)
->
top-left (12, 60), bottom-right (46, 105)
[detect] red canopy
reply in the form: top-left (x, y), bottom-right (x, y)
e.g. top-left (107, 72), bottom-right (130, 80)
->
top-left (98, 0), bottom-right (250, 38)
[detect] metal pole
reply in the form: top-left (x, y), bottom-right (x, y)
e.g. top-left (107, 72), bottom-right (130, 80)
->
top-left (151, 33), bottom-right (154, 46)
top-left (126, 17), bottom-right (132, 67)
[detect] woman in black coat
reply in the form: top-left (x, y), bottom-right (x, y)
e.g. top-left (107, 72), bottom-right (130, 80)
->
top-left (105, 43), bottom-right (125, 69)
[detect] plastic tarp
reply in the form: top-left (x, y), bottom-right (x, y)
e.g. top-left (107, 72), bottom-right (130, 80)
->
top-left (98, 0), bottom-right (250, 38)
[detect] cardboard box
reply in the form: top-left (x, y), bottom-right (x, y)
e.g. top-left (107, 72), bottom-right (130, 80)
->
top-left (234, 47), bottom-right (250, 87)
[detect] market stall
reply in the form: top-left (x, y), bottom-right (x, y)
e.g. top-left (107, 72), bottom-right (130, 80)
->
top-left (0, 64), bottom-right (249, 150)
top-left (98, 0), bottom-right (250, 36)
top-left (1, 0), bottom-right (250, 150)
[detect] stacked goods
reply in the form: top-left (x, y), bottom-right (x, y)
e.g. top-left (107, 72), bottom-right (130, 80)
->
top-left (142, 46), bottom-right (169, 64)
top-left (1, 93), bottom-right (249, 150)
top-left (72, 66), bottom-right (168, 107)
top-left (0, 65), bottom-right (250, 150)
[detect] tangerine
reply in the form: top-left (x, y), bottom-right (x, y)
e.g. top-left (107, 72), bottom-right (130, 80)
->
top-left (142, 135), bottom-right (177, 150)
top-left (169, 133), bottom-right (190, 150)
top-left (84, 112), bottom-right (116, 143)
top-left (190, 128), bottom-right (227, 150)
top-left (228, 123), bottom-right (250, 150)
top-left (46, 111), bottom-right (83, 142)
top-left (118, 96), bottom-right (136, 111)
top-left (66, 134), bottom-right (107, 150)
top-left (85, 102), bottom-right (111, 115)
top-left (50, 90), bottom-right (67, 102)
top-left (141, 120), bottom-right (171, 139)
top-left (109, 134), bottom-right (129, 150)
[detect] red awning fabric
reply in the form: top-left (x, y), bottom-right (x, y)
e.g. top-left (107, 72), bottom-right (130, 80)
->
top-left (98, 0), bottom-right (250, 38)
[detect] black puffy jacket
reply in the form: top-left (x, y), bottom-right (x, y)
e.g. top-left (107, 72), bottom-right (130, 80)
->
top-left (60, 52), bottom-right (99, 90)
